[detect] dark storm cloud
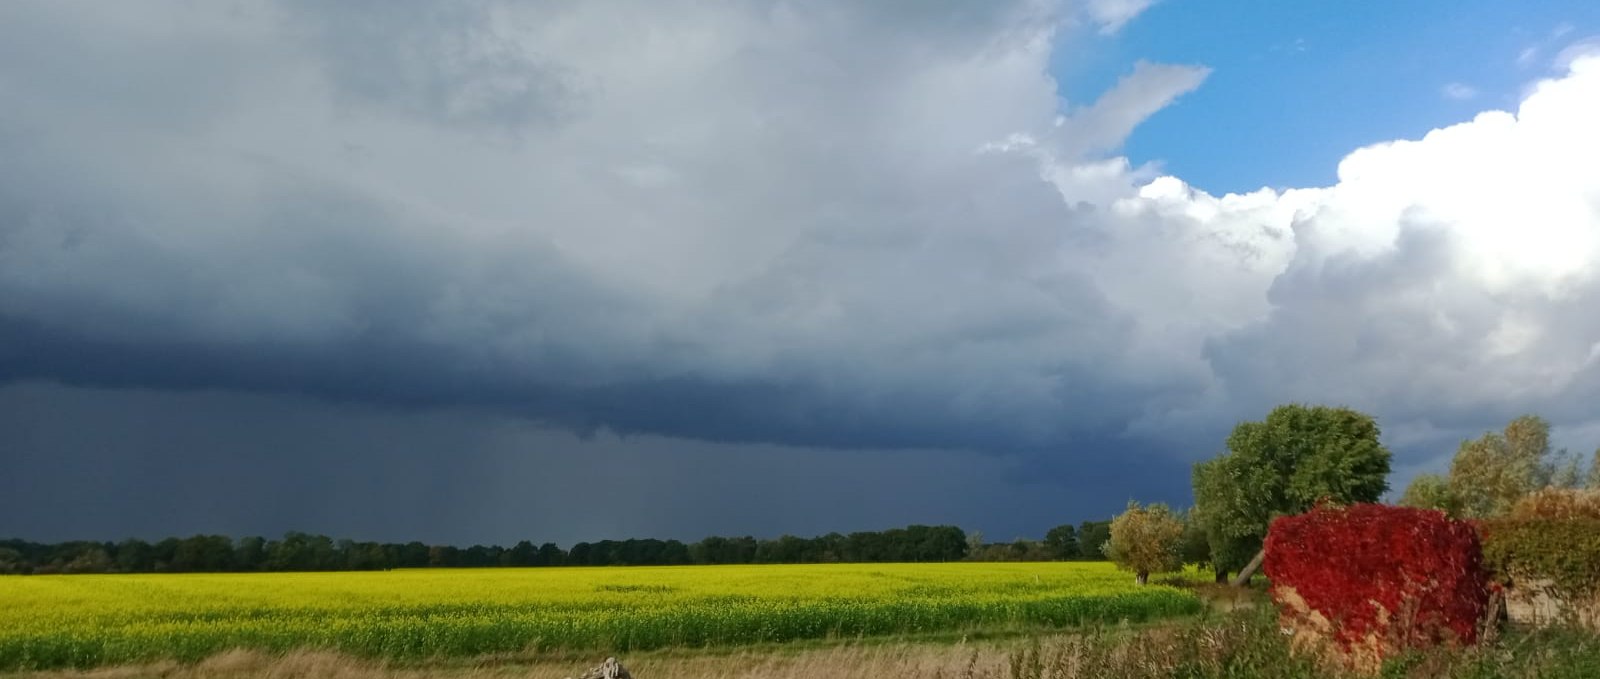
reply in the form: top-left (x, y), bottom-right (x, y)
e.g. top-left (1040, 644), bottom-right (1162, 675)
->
top-left (0, 308), bottom-right (1173, 455)
top-left (0, 0), bottom-right (1216, 462)
top-left (3, 0), bottom-right (1600, 544)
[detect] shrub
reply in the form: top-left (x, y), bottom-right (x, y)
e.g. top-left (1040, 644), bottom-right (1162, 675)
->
top-left (1481, 489), bottom-right (1600, 607)
top-left (1264, 503), bottom-right (1489, 670)
top-left (1479, 493), bottom-right (1600, 627)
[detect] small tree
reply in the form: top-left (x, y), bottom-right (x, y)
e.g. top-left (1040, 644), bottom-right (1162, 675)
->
top-left (1587, 448), bottom-right (1600, 490)
top-left (1399, 473), bottom-right (1462, 516)
top-left (964, 530), bottom-right (984, 559)
top-left (1105, 501), bottom-right (1184, 585)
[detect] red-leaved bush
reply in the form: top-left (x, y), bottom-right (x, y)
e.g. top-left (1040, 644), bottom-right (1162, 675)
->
top-left (1264, 503), bottom-right (1490, 662)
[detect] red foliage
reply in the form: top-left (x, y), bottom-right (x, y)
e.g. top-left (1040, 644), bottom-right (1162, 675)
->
top-left (1264, 503), bottom-right (1490, 653)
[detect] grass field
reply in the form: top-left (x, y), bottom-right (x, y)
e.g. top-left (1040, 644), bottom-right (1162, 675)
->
top-left (0, 562), bottom-right (1202, 670)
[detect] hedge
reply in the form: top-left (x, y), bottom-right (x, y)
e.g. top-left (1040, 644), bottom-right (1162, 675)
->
top-left (1479, 518), bottom-right (1600, 602)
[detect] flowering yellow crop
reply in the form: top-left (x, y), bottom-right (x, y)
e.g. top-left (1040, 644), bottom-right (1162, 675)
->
top-left (0, 562), bottom-right (1200, 670)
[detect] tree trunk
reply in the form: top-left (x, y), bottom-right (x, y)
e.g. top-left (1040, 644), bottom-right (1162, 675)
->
top-left (1213, 565), bottom-right (1228, 583)
top-left (1135, 571), bottom-right (1149, 586)
top-left (1230, 548), bottom-right (1266, 587)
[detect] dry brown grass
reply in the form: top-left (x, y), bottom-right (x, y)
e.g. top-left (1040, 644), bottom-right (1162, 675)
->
top-left (2, 640), bottom-right (1023, 679)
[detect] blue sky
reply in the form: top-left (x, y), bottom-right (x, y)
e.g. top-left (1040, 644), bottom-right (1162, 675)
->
top-left (1056, 0), bottom-right (1600, 194)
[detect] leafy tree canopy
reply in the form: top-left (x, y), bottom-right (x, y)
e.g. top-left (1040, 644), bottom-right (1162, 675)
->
top-left (1104, 501), bottom-right (1184, 585)
top-left (1191, 403), bottom-right (1392, 583)
top-left (1403, 415), bottom-right (1583, 519)
top-left (1194, 404), bottom-right (1391, 540)
top-left (1447, 415), bottom-right (1551, 518)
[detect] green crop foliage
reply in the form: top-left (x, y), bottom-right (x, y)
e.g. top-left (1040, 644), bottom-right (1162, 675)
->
top-left (0, 563), bottom-right (1203, 670)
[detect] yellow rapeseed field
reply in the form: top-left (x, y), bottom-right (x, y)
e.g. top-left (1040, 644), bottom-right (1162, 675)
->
top-left (0, 562), bottom-right (1201, 670)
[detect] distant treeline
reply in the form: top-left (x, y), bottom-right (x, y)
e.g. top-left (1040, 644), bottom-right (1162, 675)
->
top-left (0, 521), bottom-right (1112, 575)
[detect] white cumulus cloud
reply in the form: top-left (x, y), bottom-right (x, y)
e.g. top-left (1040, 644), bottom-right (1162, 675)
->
top-left (1162, 55), bottom-right (1600, 456)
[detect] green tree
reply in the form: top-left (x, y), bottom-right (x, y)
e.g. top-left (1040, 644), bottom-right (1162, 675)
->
top-left (1402, 415), bottom-right (1581, 519)
top-left (535, 542), bottom-right (565, 566)
top-left (61, 547), bottom-right (114, 574)
top-left (1177, 508), bottom-right (1211, 571)
top-left (1447, 415), bottom-right (1555, 518)
top-left (0, 547), bottom-right (24, 575)
top-left (114, 539), bottom-right (152, 573)
top-left (428, 545), bottom-right (462, 567)
top-left (504, 540), bottom-right (538, 567)
top-left (1550, 452), bottom-right (1582, 489)
top-left (172, 535), bottom-right (234, 572)
top-left (150, 538), bottom-right (180, 571)
top-left (267, 532), bottom-right (338, 571)
top-left (234, 536), bottom-right (266, 572)
top-left (1042, 524), bottom-right (1079, 560)
top-left (395, 542), bottom-right (430, 568)
top-left (1190, 461), bottom-right (1262, 582)
top-left (1076, 520), bottom-right (1111, 561)
top-left (1398, 473), bottom-right (1462, 516)
top-left (1589, 448), bottom-right (1600, 490)
top-left (1104, 501), bottom-right (1184, 585)
top-left (1191, 404), bottom-right (1392, 585)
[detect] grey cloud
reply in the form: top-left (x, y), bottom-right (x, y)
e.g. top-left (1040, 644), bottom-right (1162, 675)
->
top-left (0, 0), bottom-right (1203, 461)
top-left (279, 0), bottom-right (586, 130)
top-left (0, 2), bottom-right (281, 131)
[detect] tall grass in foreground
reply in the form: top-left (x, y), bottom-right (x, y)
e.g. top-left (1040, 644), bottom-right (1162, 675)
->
top-left (0, 563), bottom-right (1201, 670)
top-left (995, 606), bottom-right (1600, 679)
top-left (9, 607), bottom-right (1600, 679)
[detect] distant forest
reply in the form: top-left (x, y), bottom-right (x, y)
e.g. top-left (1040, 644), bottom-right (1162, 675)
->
top-left (0, 521), bottom-right (1111, 575)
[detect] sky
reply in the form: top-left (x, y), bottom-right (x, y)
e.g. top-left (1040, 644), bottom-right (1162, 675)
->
top-left (3, 0), bottom-right (1600, 547)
